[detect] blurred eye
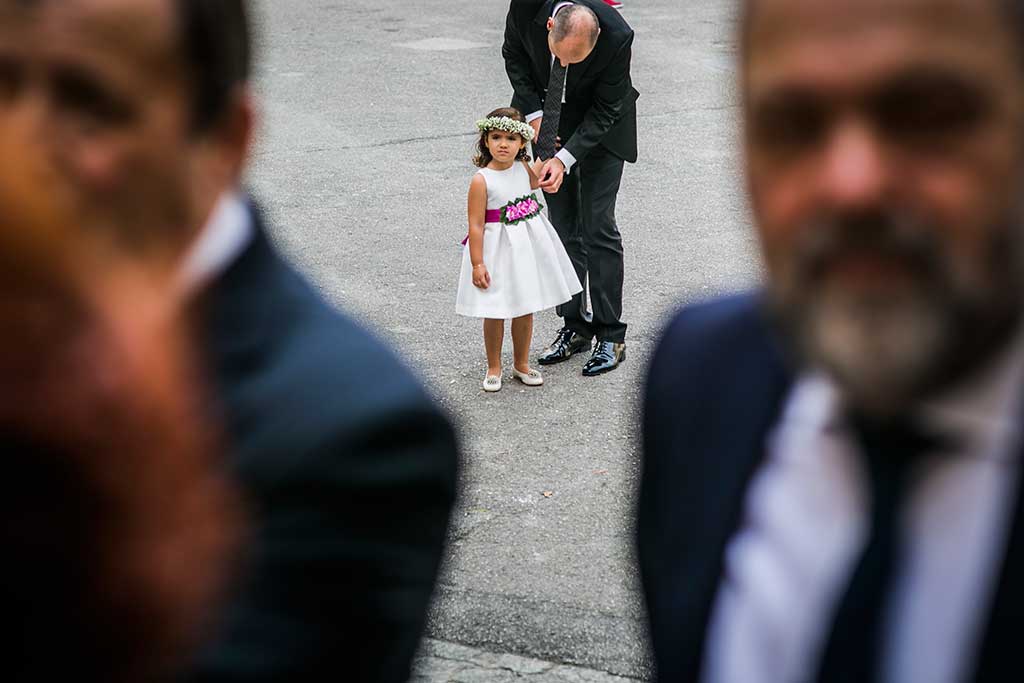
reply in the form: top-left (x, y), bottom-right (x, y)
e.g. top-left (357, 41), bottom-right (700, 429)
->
top-left (0, 56), bottom-right (24, 103)
top-left (52, 68), bottom-right (135, 132)
top-left (750, 91), bottom-right (829, 154)
top-left (872, 72), bottom-right (988, 145)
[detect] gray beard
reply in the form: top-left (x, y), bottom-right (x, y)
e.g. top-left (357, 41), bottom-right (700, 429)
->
top-left (800, 287), bottom-right (949, 415)
top-left (769, 207), bottom-right (1024, 417)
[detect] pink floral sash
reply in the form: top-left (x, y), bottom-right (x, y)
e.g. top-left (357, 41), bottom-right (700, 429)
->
top-left (499, 194), bottom-right (543, 225)
top-left (461, 193), bottom-right (545, 244)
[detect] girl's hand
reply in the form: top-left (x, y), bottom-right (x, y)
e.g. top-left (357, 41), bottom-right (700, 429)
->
top-left (472, 264), bottom-right (491, 289)
top-left (526, 158), bottom-right (544, 190)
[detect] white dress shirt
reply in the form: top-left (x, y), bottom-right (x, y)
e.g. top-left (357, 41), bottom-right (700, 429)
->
top-left (702, 334), bottom-right (1024, 683)
top-left (527, 0), bottom-right (579, 172)
top-left (176, 190), bottom-right (253, 296)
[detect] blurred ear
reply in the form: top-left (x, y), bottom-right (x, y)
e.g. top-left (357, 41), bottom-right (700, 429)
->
top-left (185, 85), bottom-right (255, 234)
top-left (207, 85), bottom-right (256, 184)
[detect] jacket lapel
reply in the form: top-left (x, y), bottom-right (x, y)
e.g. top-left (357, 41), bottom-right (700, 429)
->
top-left (196, 202), bottom-right (280, 379)
top-left (662, 303), bottom-right (794, 681)
top-left (533, 0), bottom-right (556, 27)
top-left (532, 1), bottom-right (556, 87)
top-left (564, 48), bottom-right (597, 98)
top-left (970, 420), bottom-right (1024, 681)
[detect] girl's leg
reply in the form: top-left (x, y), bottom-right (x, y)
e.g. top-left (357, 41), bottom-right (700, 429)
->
top-left (511, 313), bottom-right (534, 373)
top-left (483, 318), bottom-right (504, 375)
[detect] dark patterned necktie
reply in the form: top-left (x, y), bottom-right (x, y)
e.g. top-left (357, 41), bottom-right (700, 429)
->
top-left (534, 60), bottom-right (566, 160)
top-left (814, 414), bottom-right (945, 683)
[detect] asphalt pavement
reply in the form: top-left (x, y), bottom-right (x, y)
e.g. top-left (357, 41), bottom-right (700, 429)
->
top-left (246, 1), bottom-right (758, 679)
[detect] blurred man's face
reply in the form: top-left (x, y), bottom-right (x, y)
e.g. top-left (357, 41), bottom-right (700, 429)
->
top-left (744, 0), bottom-right (1024, 412)
top-left (0, 0), bottom-right (245, 254)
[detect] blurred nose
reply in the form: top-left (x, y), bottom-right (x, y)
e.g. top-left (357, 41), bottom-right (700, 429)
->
top-left (818, 118), bottom-right (890, 210)
top-left (6, 87), bottom-right (47, 148)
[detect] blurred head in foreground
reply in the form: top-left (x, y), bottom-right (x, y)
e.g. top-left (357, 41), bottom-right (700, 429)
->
top-left (0, 0), bottom-right (253, 256)
top-left (742, 0), bottom-right (1024, 414)
top-left (0, 98), bottom-right (241, 681)
top-left (3, 3), bottom-right (462, 681)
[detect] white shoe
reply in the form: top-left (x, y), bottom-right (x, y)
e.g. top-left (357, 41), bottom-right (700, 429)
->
top-left (512, 367), bottom-right (544, 386)
top-left (483, 374), bottom-right (502, 392)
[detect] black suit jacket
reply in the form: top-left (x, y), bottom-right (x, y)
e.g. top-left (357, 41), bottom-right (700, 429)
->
top-left (503, 0), bottom-right (639, 163)
top-left (187, 204), bottom-right (459, 682)
top-left (638, 293), bottom-right (1024, 682)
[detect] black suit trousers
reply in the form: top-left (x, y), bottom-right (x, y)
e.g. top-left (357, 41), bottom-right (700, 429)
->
top-left (545, 145), bottom-right (627, 343)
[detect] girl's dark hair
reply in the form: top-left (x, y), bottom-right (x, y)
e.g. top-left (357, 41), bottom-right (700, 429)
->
top-left (473, 107), bottom-right (531, 168)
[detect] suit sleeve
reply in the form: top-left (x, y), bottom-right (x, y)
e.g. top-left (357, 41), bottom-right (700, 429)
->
top-left (564, 31), bottom-right (635, 162)
top-left (638, 312), bottom-right (696, 681)
top-left (502, 5), bottom-right (543, 117)
top-left (188, 398), bottom-right (460, 682)
top-left (637, 312), bottom-right (677, 589)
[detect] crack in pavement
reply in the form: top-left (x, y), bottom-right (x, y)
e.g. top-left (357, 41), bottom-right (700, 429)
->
top-left (428, 652), bottom-right (556, 677)
top-left (637, 104), bottom-right (737, 118)
top-left (333, 131), bottom-right (476, 151)
top-left (431, 583), bottom-right (645, 623)
top-left (414, 639), bottom-right (647, 681)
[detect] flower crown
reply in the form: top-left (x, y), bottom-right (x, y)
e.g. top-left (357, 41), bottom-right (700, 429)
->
top-left (476, 116), bottom-right (534, 142)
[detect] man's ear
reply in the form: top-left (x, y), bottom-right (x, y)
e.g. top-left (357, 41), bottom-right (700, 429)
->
top-left (209, 86), bottom-right (256, 183)
top-left (546, 17), bottom-right (554, 31)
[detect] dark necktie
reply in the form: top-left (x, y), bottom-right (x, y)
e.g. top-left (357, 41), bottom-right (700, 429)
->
top-left (534, 59), bottom-right (566, 160)
top-left (815, 414), bottom-right (944, 683)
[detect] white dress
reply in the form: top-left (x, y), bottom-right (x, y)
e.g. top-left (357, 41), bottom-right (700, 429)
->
top-left (456, 163), bottom-right (582, 319)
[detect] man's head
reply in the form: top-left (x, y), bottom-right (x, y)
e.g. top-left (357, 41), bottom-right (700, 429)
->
top-left (0, 0), bottom-right (253, 254)
top-left (0, 96), bottom-right (241, 683)
top-left (741, 0), bottom-right (1024, 415)
top-left (547, 4), bottom-right (600, 67)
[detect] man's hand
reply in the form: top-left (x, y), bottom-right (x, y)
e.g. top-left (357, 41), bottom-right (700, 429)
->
top-left (538, 157), bottom-right (566, 193)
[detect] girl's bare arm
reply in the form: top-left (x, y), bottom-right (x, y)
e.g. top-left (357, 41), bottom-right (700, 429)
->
top-left (523, 158), bottom-right (542, 190)
top-left (467, 174), bottom-right (491, 289)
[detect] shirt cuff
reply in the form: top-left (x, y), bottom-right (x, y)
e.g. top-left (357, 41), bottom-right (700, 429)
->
top-left (556, 147), bottom-right (577, 173)
top-left (525, 110), bottom-right (543, 123)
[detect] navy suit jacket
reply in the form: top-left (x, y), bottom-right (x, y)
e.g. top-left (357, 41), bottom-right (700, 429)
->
top-left (502, 0), bottom-right (639, 164)
top-left (187, 205), bottom-right (459, 682)
top-left (638, 293), bottom-right (1024, 682)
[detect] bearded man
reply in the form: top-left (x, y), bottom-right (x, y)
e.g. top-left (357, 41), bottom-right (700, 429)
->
top-left (0, 1), bottom-right (459, 681)
top-left (638, 0), bottom-right (1024, 681)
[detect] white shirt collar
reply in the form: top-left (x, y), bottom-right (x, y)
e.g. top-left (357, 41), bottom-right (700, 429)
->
top-left (553, 1), bottom-right (575, 17)
top-left (919, 327), bottom-right (1024, 458)
top-left (785, 326), bottom-right (1024, 462)
top-left (176, 190), bottom-right (254, 296)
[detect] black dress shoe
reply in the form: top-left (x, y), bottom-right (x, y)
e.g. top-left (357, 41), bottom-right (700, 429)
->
top-left (582, 341), bottom-right (626, 376)
top-left (538, 327), bottom-right (591, 365)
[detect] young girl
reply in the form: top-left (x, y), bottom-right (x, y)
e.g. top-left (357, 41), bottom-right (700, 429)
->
top-left (456, 108), bottom-right (582, 392)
